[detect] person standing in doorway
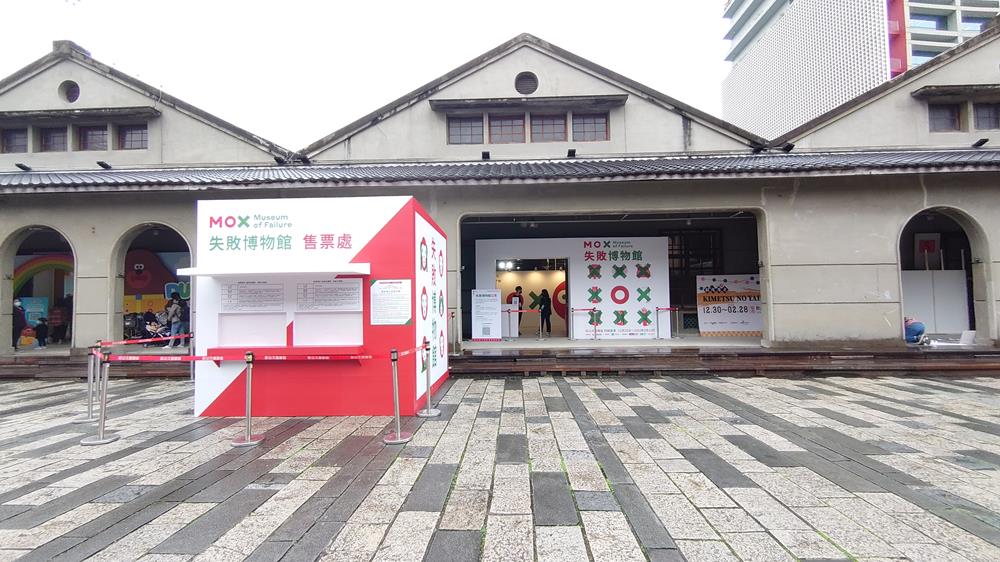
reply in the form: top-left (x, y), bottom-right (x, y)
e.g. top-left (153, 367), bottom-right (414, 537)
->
top-left (164, 293), bottom-right (183, 348)
top-left (539, 289), bottom-right (552, 337)
top-left (514, 286), bottom-right (525, 334)
top-left (12, 299), bottom-right (26, 351)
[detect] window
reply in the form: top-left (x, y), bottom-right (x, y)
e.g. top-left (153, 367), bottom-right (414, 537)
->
top-left (39, 127), bottom-right (67, 152)
top-left (530, 114), bottom-right (566, 142)
top-left (78, 125), bottom-right (107, 150)
top-left (910, 50), bottom-right (940, 65)
top-left (117, 124), bottom-right (148, 150)
top-left (1, 128), bottom-right (28, 153)
top-left (515, 72), bottom-right (538, 95)
top-left (975, 103), bottom-right (1000, 130)
top-left (447, 116), bottom-right (483, 144)
top-left (488, 114), bottom-right (525, 143)
top-left (929, 104), bottom-right (962, 132)
top-left (909, 13), bottom-right (949, 30)
top-left (666, 230), bottom-right (724, 309)
top-left (962, 16), bottom-right (992, 32)
top-left (572, 113), bottom-right (609, 141)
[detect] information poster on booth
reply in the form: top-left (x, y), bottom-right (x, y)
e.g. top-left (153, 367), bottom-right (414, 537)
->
top-left (370, 279), bottom-right (412, 325)
top-left (415, 214), bottom-right (448, 397)
top-left (696, 275), bottom-right (762, 337)
top-left (472, 289), bottom-right (502, 341)
top-left (568, 238), bottom-right (669, 339)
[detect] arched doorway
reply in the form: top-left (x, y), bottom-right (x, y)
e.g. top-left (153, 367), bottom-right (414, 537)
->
top-left (899, 209), bottom-right (988, 341)
top-left (10, 227), bottom-right (75, 352)
top-left (114, 224), bottom-right (191, 343)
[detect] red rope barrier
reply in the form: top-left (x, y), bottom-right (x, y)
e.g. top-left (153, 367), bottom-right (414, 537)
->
top-left (105, 344), bottom-right (427, 364)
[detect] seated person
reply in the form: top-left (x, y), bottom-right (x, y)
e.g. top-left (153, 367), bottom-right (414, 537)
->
top-left (904, 317), bottom-right (927, 344)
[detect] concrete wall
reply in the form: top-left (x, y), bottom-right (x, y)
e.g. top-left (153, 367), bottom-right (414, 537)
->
top-left (792, 35), bottom-right (1000, 150)
top-left (313, 46), bottom-right (749, 162)
top-left (1, 171), bottom-right (996, 353)
top-left (0, 60), bottom-right (277, 169)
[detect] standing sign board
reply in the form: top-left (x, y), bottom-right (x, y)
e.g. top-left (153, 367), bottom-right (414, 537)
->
top-left (568, 238), bottom-right (669, 339)
top-left (182, 196), bottom-right (448, 417)
top-left (695, 275), bottom-right (762, 337)
top-left (471, 289), bottom-right (502, 341)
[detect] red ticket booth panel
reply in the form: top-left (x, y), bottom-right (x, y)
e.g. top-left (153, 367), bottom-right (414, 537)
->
top-left (182, 196), bottom-right (448, 416)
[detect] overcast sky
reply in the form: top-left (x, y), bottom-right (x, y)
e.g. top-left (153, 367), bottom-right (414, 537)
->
top-left (4, 0), bottom-right (732, 150)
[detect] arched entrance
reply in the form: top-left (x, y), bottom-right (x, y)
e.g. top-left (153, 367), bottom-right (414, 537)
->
top-left (113, 224), bottom-right (191, 342)
top-left (899, 209), bottom-right (989, 341)
top-left (8, 227), bottom-right (76, 352)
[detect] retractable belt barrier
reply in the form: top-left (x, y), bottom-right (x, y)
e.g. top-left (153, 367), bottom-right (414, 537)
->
top-left (571, 307), bottom-right (599, 340)
top-left (99, 334), bottom-right (194, 347)
top-left (80, 343), bottom-right (432, 449)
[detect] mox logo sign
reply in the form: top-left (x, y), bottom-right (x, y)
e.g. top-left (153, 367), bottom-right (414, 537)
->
top-left (209, 216), bottom-right (250, 228)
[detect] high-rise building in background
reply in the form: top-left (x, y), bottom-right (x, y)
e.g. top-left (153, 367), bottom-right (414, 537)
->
top-left (722, 0), bottom-right (999, 138)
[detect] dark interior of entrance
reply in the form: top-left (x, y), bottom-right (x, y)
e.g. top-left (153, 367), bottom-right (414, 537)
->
top-left (460, 212), bottom-right (759, 339)
top-left (15, 228), bottom-right (74, 348)
top-left (899, 211), bottom-right (974, 332)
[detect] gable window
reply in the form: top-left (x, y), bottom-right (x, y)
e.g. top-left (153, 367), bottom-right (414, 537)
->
top-left (572, 113), bottom-right (609, 141)
top-left (974, 103), bottom-right (1000, 130)
top-left (530, 114), bottom-right (566, 142)
top-left (78, 125), bottom-right (108, 150)
top-left (39, 127), bottom-right (67, 152)
top-left (448, 116), bottom-right (483, 144)
top-left (1, 128), bottom-right (28, 153)
top-left (928, 104), bottom-right (962, 132)
top-left (489, 114), bottom-right (525, 143)
top-left (117, 124), bottom-right (148, 150)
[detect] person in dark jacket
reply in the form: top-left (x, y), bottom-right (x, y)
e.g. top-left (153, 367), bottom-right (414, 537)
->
top-left (34, 317), bottom-right (49, 349)
top-left (12, 299), bottom-right (26, 350)
top-left (539, 289), bottom-right (552, 337)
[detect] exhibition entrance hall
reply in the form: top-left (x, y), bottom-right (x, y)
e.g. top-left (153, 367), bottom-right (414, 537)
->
top-left (459, 211), bottom-right (763, 350)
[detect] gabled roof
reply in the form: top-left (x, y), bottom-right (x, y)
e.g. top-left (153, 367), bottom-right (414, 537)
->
top-left (771, 19), bottom-right (1000, 146)
top-left (0, 41), bottom-right (292, 159)
top-left (1, 149), bottom-right (995, 193)
top-left (300, 33), bottom-right (767, 157)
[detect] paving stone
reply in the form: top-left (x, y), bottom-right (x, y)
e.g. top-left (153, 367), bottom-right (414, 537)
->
top-left (268, 495), bottom-right (335, 542)
top-left (612, 483), bottom-right (677, 549)
top-left (676, 539), bottom-right (739, 561)
top-left (631, 405), bottom-right (669, 423)
top-left (726, 488), bottom-right (811, 531)
top-left (535, 525), bottom-right (589, 562)
top-left (0, 475), bottom-right (136, 530)
top-left (321, 469), bottom-right (384, 522)
top-left (702, 508), bottom-right (763, 532)
top-left (581, 510), bottom-right (646, 562)
top-left (348, 484), bottom-right (410, 524)
top-left (425, 530), bottom-right (482, 562)
top-left (680, 447), bottom-right (760, 487)
top-left (491, 464), bottom-right (531, 515)
top-left (723, 532), bottom-right (794, 561)
top-left (770, 530), bottom-right (847, 559)
top-left (244, 541), bottom-right (292, 562)
top-left (400, 463), bottom-right (456, 512)
top-left (646, 492), bottom-right (718, 540)
top-left (319, 522), bottom-right (387, 562)
top-left (850, 400), bottom-right (919, 418)
top-left (496, 434), bottom-right (528, 464)
top-left (188, 459), bottom-right (282, 503)
top-left (280, 520), bottom-right (343, 562)
top-left (313, 435), bottom-right (370, 467)
top-left (371, 510), bottom-right (438, 562)
top-left (573, 490), bottom-right (619, 511)
top-left (669, 472), bottom-right (735, 508)
top-left (531, 472), bottom-right (578, 526)
top-left (440, 489), bottom-right (489, 530)
top-left (482, 514), bottom-right (533, 562)
top-left (646, 548), bottom-right (686, 562)
top-left (10, 536), bottom-right (84, 562)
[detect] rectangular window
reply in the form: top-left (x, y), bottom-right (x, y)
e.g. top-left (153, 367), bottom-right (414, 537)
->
top-left (929, 104), bottom-right (962, 132)
top-left (78, 125), bottom-right (107, 150)
top-left (975, 103), bottom-right (1000, 130)
top-left (530, 114), bottom-right (567, 142)
top-left (117, 124), bottom-right (148, 150)
top-left (962, 16), bottom-right (992, 32)
top-left (488, 114), bottom-right (525, 143)
top-left (1, 128), bottom-right (28, 153)
top-left (909, 13), bottom-right (949, 30)
top-left (572, 113), bottom-right (609, 141)
top-left (39, 127), bottom-right (67, 152)
top-left (910, 50), bottom-right (939, 66)
top-left (447, 116), bottom-right (483, 144)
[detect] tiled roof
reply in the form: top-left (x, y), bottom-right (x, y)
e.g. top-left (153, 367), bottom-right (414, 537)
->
top-left (1, 150), bottom-right (998, 193)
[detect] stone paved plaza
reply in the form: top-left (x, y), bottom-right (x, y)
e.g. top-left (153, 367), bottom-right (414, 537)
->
top-left (0, 375), bottom-right (999, 561)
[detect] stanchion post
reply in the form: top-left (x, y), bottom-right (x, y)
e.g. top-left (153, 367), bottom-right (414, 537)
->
top-left (416, 341), bottom-right (440, 418)
top-left (72, 345), bottom-right (99, 423)
top-left (232, 351), bottom-right (264, 447)
top-left (189, 333), bottom-right (195, 381)
top-left (81, 353), bottom-right (120, 445)
top-left (384, 349), bottom-right (413, 444)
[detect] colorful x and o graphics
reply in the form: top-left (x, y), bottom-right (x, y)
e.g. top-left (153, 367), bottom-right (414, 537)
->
top-left (636, 263), bottom-right (651, 278)
top-left (613, 310), bottom-right (628, 326)
top-left (588, 286), bottom-right (602, 303)
top-left (636, 287), bottom-right (651, 302)
top-left (588, 264), bottom-right (602, 279)
top-left (610, 286), bottom-right (630, 305)
top-left (612, 264), bottom-right (627, 279)
top-left (588, 310), bottom-right (603, 326)
top-left (637, 308), bottom-right (652, 326)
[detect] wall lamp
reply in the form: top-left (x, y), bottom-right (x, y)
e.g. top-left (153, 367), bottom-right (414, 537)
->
top-left (295, 154), bottom-right (311, 165)
top-left (481, 151), bottom-right (490, 160)
top-left (750, 143), bottom-right (766, 154)
top-left (567, 148), bottom-right (577, 158)
top-left (97, 161), bottom-right (112, 170)
top-left (973, 138), bottom-right (989, 148)
top-left (14, 163), bottom-right (31, 171)
top-left (274, 156), bottom-right (287, 165)
top-left (781, 143), bottom-right (795, 152)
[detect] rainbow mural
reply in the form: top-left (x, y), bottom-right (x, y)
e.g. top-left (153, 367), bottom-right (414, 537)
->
top-left (13, 254), bottom-right (73, 295)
